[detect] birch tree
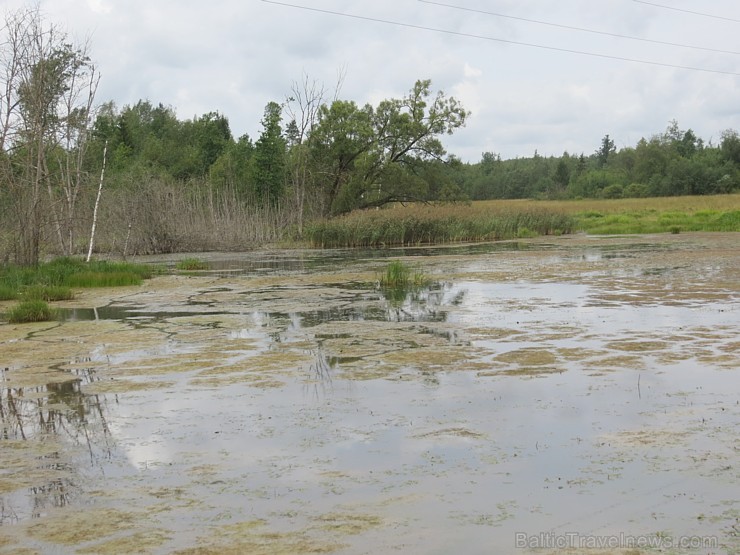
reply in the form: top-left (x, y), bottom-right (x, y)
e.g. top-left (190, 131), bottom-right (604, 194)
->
top-left (0, 6), bottom-right (98, 265)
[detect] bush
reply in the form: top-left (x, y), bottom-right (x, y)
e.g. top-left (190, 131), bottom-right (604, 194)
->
top-left (623, 183), bottom-right (649, 198)
top-left (602, 184), bottom-right (624, 199)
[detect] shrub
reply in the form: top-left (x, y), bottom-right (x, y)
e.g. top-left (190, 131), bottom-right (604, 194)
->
top-left (602, 184), bottom-right (624, 199)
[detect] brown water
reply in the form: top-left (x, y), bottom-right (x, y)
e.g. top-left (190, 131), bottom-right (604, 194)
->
top-left (0, 233), bottom-right (738, 554)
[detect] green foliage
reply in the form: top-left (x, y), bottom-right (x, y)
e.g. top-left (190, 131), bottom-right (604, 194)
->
top-left (602, 184), bottom-right (624, 199)
top-left (176, 258), bottom-right (209, 271)
top-left (6, 300), bottom-right (56, 323)
top-left (251, 102), bottom-right (287, 206)
top-left (309, 79), bottom-right (469, 215)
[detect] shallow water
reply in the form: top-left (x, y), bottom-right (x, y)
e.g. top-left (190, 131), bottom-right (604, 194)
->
top-left (0, 233), bottom-right (738, 554)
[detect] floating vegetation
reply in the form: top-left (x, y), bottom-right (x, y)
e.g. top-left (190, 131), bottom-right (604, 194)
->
top-left (176, 257), bottom-right (210, 271)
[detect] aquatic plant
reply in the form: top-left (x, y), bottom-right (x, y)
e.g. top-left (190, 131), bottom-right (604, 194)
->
top-left (176, 257), bottom-right (209, 271)
top-left (6, 300), bottom-right (56, 323)
top-left (379, 261), bottom-right (428, 289)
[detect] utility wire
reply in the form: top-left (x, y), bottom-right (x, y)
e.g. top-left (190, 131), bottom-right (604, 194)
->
top-left (632, 0), bottom-right (740, 24)
top-left (419, 0), bottom-right (740, 56)
top-left (261, 0), bottom-right (740, 77)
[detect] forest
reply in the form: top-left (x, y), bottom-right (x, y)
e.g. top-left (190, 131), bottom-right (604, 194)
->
top-left (1, 6), bottom-right (739, 264)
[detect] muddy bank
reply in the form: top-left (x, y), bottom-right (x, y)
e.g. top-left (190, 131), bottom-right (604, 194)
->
top-left (0, 233), bottom-right (738, 554)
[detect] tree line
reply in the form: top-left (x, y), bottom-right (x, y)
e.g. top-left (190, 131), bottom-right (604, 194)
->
top-left (1, 6), bottom-right (738, 264)
top-left (461, 122), bottom-right (740, 201)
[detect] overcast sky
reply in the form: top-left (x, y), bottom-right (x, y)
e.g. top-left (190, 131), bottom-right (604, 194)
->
top-left (4, 0), bottom-right (739, 161)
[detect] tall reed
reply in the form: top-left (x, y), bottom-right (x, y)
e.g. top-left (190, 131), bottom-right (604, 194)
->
top-left (305, 204), bottom-right (574, 248)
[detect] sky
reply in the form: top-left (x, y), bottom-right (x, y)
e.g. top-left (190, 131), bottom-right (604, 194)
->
top-left (3, 0), bottom-right (739, 162)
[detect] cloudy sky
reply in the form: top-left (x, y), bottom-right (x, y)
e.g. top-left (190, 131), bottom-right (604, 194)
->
top-left (4, 0), bottom-right (739, 161)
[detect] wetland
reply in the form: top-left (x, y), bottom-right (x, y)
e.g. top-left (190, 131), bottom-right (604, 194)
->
top-left (0, 232), bottom-right (738, 554)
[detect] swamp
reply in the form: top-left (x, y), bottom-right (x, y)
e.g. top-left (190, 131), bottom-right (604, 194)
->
top-left (0, 232), bottom-right (738, 554)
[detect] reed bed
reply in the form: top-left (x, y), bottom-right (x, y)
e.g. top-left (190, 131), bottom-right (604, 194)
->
top-left (304, 204), bottom-right (575, 248)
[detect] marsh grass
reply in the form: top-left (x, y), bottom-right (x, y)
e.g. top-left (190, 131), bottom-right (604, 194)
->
top-left (176, 257), bottom-right (209, 271)
top-left (0, 284), bottom-right (17, 301)
top-left (376, 260), bottom-right (432, 306)
top-left (64, 271), bottom-right (143, 287)
top-left (305, 204), bottom-right (575, 248)
top-left (21, 285), bottom-right (75, 301)
top-left (0, 257), bottom-right (156, 301)
top-left (379, 260), bottom-right (429, 288)
top-left (6, 300), bottom-right (56, 323)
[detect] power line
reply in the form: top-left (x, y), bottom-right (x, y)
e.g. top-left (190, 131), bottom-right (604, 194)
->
top-left (419, 0), bottom-right (740, 56)
top-left (632, 0), bottom-right (740, 23)
top-left (261, 1), bottom-right (740, 77)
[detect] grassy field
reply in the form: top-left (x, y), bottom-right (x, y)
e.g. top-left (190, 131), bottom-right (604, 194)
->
top-left (482, 194), bottom-right (740, 234)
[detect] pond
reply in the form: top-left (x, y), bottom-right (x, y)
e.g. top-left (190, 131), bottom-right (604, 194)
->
top-left (0, 233), bottom-right (737, 554)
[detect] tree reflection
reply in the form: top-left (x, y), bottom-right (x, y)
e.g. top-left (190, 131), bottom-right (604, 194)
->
top-left (0, 361), bottom-right (116, 523)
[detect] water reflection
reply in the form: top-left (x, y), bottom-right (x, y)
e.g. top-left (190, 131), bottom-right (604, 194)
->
top-left (0, 362), bottom-right (116, 523)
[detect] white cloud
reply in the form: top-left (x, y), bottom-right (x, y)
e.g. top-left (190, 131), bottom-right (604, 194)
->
top-left (2, 0), bottom-right (738, 161)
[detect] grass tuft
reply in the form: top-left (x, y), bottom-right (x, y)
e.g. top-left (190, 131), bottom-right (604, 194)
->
top-left (6, 300), bottom-right (56, 323)
top-left (378, 260), bottom-right (430, 289)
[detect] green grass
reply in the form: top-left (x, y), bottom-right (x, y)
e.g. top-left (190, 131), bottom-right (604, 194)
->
top-left (575, 209), bottom-right (740, 234)
top-left (377, 260), bottom-right (431, 305)
top-left (176, 257), bottom-right (209, 271)
top-left (0, 257), bottom-right (158, 316)
top-left (0, 284), bottom-right (17, 301)
top-left (6, 300), bottom-right (56, 323)
top-left (0, 257), bottom-right (155, 290)
top-left (20, 285), bottom-right (75, 301)
top-left (64, 271), bottom-right (144, 287)
top-left (378, 260), bottom-right (428, 288)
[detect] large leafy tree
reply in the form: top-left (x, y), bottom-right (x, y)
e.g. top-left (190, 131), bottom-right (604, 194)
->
top-left (308, 79), bottom-right (469, 215)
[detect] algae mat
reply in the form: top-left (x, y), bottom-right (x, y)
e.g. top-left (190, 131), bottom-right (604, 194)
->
top-left (0, 233), bottom-right (738, 554)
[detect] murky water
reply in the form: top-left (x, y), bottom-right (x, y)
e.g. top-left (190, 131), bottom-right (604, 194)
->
top-left (1, 233), bottom-right (738, 554)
